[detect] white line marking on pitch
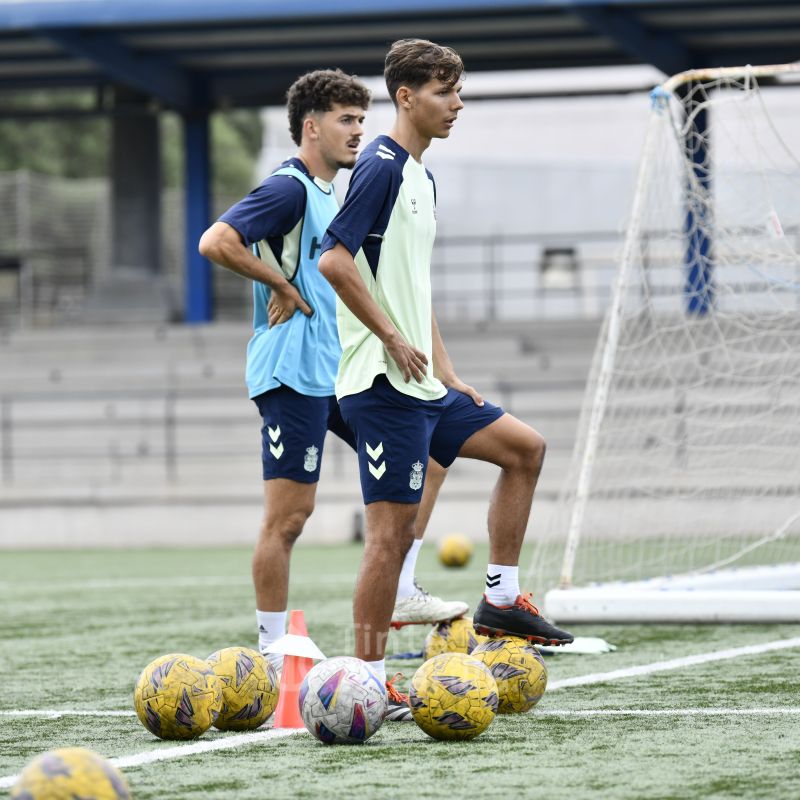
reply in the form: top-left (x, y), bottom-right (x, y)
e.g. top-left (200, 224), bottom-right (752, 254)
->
top-left (536, 708), bottom-right (800, 717)
top-left (110, 727), bottom-right (301, 769)
top-left (0, 573), bottom-right (361, 592)
top-left (0, 710), bottom-right (136, 718)
top-left (548, 636), bottom-right (800, 691)
top-left (0, 728), bottom-right (303, 790)
top-left (5, 704), bottom-right (800, 724)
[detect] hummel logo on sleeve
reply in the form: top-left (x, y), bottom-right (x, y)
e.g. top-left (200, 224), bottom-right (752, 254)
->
top-left (486, 572), bottom-right (501, 588)
top-left (376, 143), bottom-right (396, 161)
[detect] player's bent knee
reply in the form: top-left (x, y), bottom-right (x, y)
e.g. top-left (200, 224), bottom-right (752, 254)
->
top-left (507, 429), bottom-right (546, 474)
top-left (530, 431), bottom-right (547, 471)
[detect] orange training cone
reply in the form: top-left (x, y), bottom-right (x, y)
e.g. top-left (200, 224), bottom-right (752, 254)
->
top-left (287, 608), bottom-right (308, 637)
top-left (272, 610), bottom-right (313, 729)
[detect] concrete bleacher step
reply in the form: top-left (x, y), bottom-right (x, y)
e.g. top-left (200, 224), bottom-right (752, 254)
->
top-left (0, 318), bottom-right (597, 547)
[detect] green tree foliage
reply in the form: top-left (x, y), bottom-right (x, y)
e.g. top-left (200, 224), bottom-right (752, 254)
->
top-left (0, 91), bottom-right (111, 178)
top-left (0, 90), bottom-right (263, 196)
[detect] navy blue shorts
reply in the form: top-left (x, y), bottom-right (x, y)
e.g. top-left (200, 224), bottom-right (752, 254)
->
top-left (338, 375), bottom-right (504, 505)
top-left (253, 385), bottom-right (356, 483)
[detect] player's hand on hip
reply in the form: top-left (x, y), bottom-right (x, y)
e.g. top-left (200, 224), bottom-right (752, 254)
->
top-left (385, 332), bottom-right (428, 383)
top-left (446, 376), bottom-right (484, 406)
top-left (268, 284), bottom-right (313, 327)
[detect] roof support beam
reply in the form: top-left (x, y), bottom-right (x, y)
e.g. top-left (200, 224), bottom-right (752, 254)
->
top-left (39, 28), bottom-right (194, 110)
top-left (183, 113), bottom-right (213, 323)
top-left (572, 4), bottom-right (694, 75)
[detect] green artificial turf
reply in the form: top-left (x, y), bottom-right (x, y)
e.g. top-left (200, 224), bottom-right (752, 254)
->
top-left (1, 544), bottom-right (799, 799)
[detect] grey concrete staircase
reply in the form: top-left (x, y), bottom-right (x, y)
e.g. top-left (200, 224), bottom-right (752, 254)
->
top-left (0, 319), bottom-right (601, 546)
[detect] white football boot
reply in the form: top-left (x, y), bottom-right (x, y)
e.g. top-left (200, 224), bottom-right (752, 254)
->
top-left (390, 581), bottom-right (469, 629)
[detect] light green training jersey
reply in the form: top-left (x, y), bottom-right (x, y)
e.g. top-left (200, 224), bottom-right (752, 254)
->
top-left (322, 135), bottom-right (446, 402)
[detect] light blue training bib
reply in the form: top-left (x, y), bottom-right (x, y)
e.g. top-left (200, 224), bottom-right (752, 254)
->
top-left (246, 166), bottom-right (341, 398)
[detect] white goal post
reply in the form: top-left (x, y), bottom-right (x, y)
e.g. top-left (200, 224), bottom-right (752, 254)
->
top-left (527, 62), bottom-right (800, 623)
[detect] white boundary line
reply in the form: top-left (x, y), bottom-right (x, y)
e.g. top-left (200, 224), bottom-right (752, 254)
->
top-left (0, 572), bottom-right (444, 593)
top-left (0, 710), bottom-right (136, 718)
top-left (0, 575), bottom-right (349, 592)
top-left (4, 706), bottom-right (799, 723)
top-left (2, 636), bottom-right (800, 790)
top-left (0, 571), bottom-right (453, 592)
top-left (110, 728), bottom-right (301, 769)
top-left (534, 708), bottom-right (800, 717)
top-left (547, 636), bottom-right (800, 690)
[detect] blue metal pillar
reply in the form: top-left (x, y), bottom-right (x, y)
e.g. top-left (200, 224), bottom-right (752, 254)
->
top-left (183, 113), bottom-right (212, 323)
top-left (684, 103), bottom-right (714, 314)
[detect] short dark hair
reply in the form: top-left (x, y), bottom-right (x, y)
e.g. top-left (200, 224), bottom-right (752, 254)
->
top-left (286, 69), bottom-right (371, 146)
top-left (384, 39), bottom-right (464, 106)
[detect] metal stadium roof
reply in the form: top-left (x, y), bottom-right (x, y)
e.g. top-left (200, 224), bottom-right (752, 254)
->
top-left (1, 0), bottom-right (799, 111)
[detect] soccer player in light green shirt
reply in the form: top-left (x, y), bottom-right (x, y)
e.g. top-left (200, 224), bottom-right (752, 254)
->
top-left (320, 39), bottom-right (574, 695)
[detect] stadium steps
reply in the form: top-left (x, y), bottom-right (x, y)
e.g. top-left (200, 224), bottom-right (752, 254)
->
top-left (0, 319), bottom-right (600, 545)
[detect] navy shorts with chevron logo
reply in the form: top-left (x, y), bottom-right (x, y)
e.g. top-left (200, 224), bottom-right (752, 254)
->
top-left (338, 375), bottom-right (504, 504)
top-left (253, 385), bottom-right (356, 483)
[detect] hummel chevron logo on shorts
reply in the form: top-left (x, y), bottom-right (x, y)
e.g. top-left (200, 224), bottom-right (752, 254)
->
top-left (269, 442), bottom-right (284, 459)
top-left (268, 425), bottom-right (283, 459)
top-left (366, 441), bottom-right (386, 480)
top-left (486, 572), bottom-right (501, 588)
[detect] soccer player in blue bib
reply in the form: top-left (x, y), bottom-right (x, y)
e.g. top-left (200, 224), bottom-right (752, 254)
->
top-left (199, 70), bottom-right (466, 686)
top-left (320, 41), bottom-right (574, 686)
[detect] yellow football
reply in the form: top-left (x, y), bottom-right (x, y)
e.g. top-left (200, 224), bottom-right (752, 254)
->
top-left (471, 636), bottom-right (548, 713)
top-left (409, 652), bottom-right (498, 740)
top-left (11, 747), bottom-right (130, 799)
top-left (134, 652), bottom-right (222, 740)
top-left (424, 617), bottom-right (486, 661)
top-left (206, 646), bottom-right (279, 731)
top-left (438, 534), bottom-right (473, 568)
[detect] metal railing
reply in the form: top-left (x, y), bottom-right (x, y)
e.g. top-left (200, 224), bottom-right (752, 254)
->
top-left (432, 229), bottom-right (620, 322)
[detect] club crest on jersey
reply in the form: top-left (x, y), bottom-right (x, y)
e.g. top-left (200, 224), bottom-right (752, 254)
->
top-left (304, 445), bottom-right (319, 472)
top-left (409, 460), bottom-right (424, 490)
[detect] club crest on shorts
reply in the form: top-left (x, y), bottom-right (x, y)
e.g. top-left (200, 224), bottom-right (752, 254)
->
top-left (304, 445), bottom-right (319, 472)
top-left (409, 460), bottom-right (424, 490)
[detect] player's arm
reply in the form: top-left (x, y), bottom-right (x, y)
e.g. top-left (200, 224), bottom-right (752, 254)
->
top-left (199, 221), bottom-right (311, 325)
top-left (319, 243), bottom-right (428, 383)
top-left (431, 310), bottom-right (484, 406)
top-left (200, 221), bottom-right (311, 326)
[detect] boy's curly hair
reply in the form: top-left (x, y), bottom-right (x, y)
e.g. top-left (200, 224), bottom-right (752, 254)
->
top-left (286, 69), bottom-right (371, 146)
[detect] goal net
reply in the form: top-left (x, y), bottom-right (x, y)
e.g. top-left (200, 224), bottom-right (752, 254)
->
top-left (527, 63), bottom-right (800, 622)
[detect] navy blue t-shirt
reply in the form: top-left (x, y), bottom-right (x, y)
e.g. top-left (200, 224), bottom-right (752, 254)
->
top-left (219, 157), bottom-right (307, 263)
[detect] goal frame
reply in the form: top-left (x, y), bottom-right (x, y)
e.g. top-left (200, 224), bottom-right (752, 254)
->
top-left (543, 62), bottom-right (800, 624)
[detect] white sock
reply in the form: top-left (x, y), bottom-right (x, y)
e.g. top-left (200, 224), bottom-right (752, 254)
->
top-left (257, 610), bottom-right (286, 672)
top-left (366, 659), bottom-right (386, 683)
top-left (396, 539), bottom-right (423, 600)
top-left (484, 564), bottom-right (520, 606)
